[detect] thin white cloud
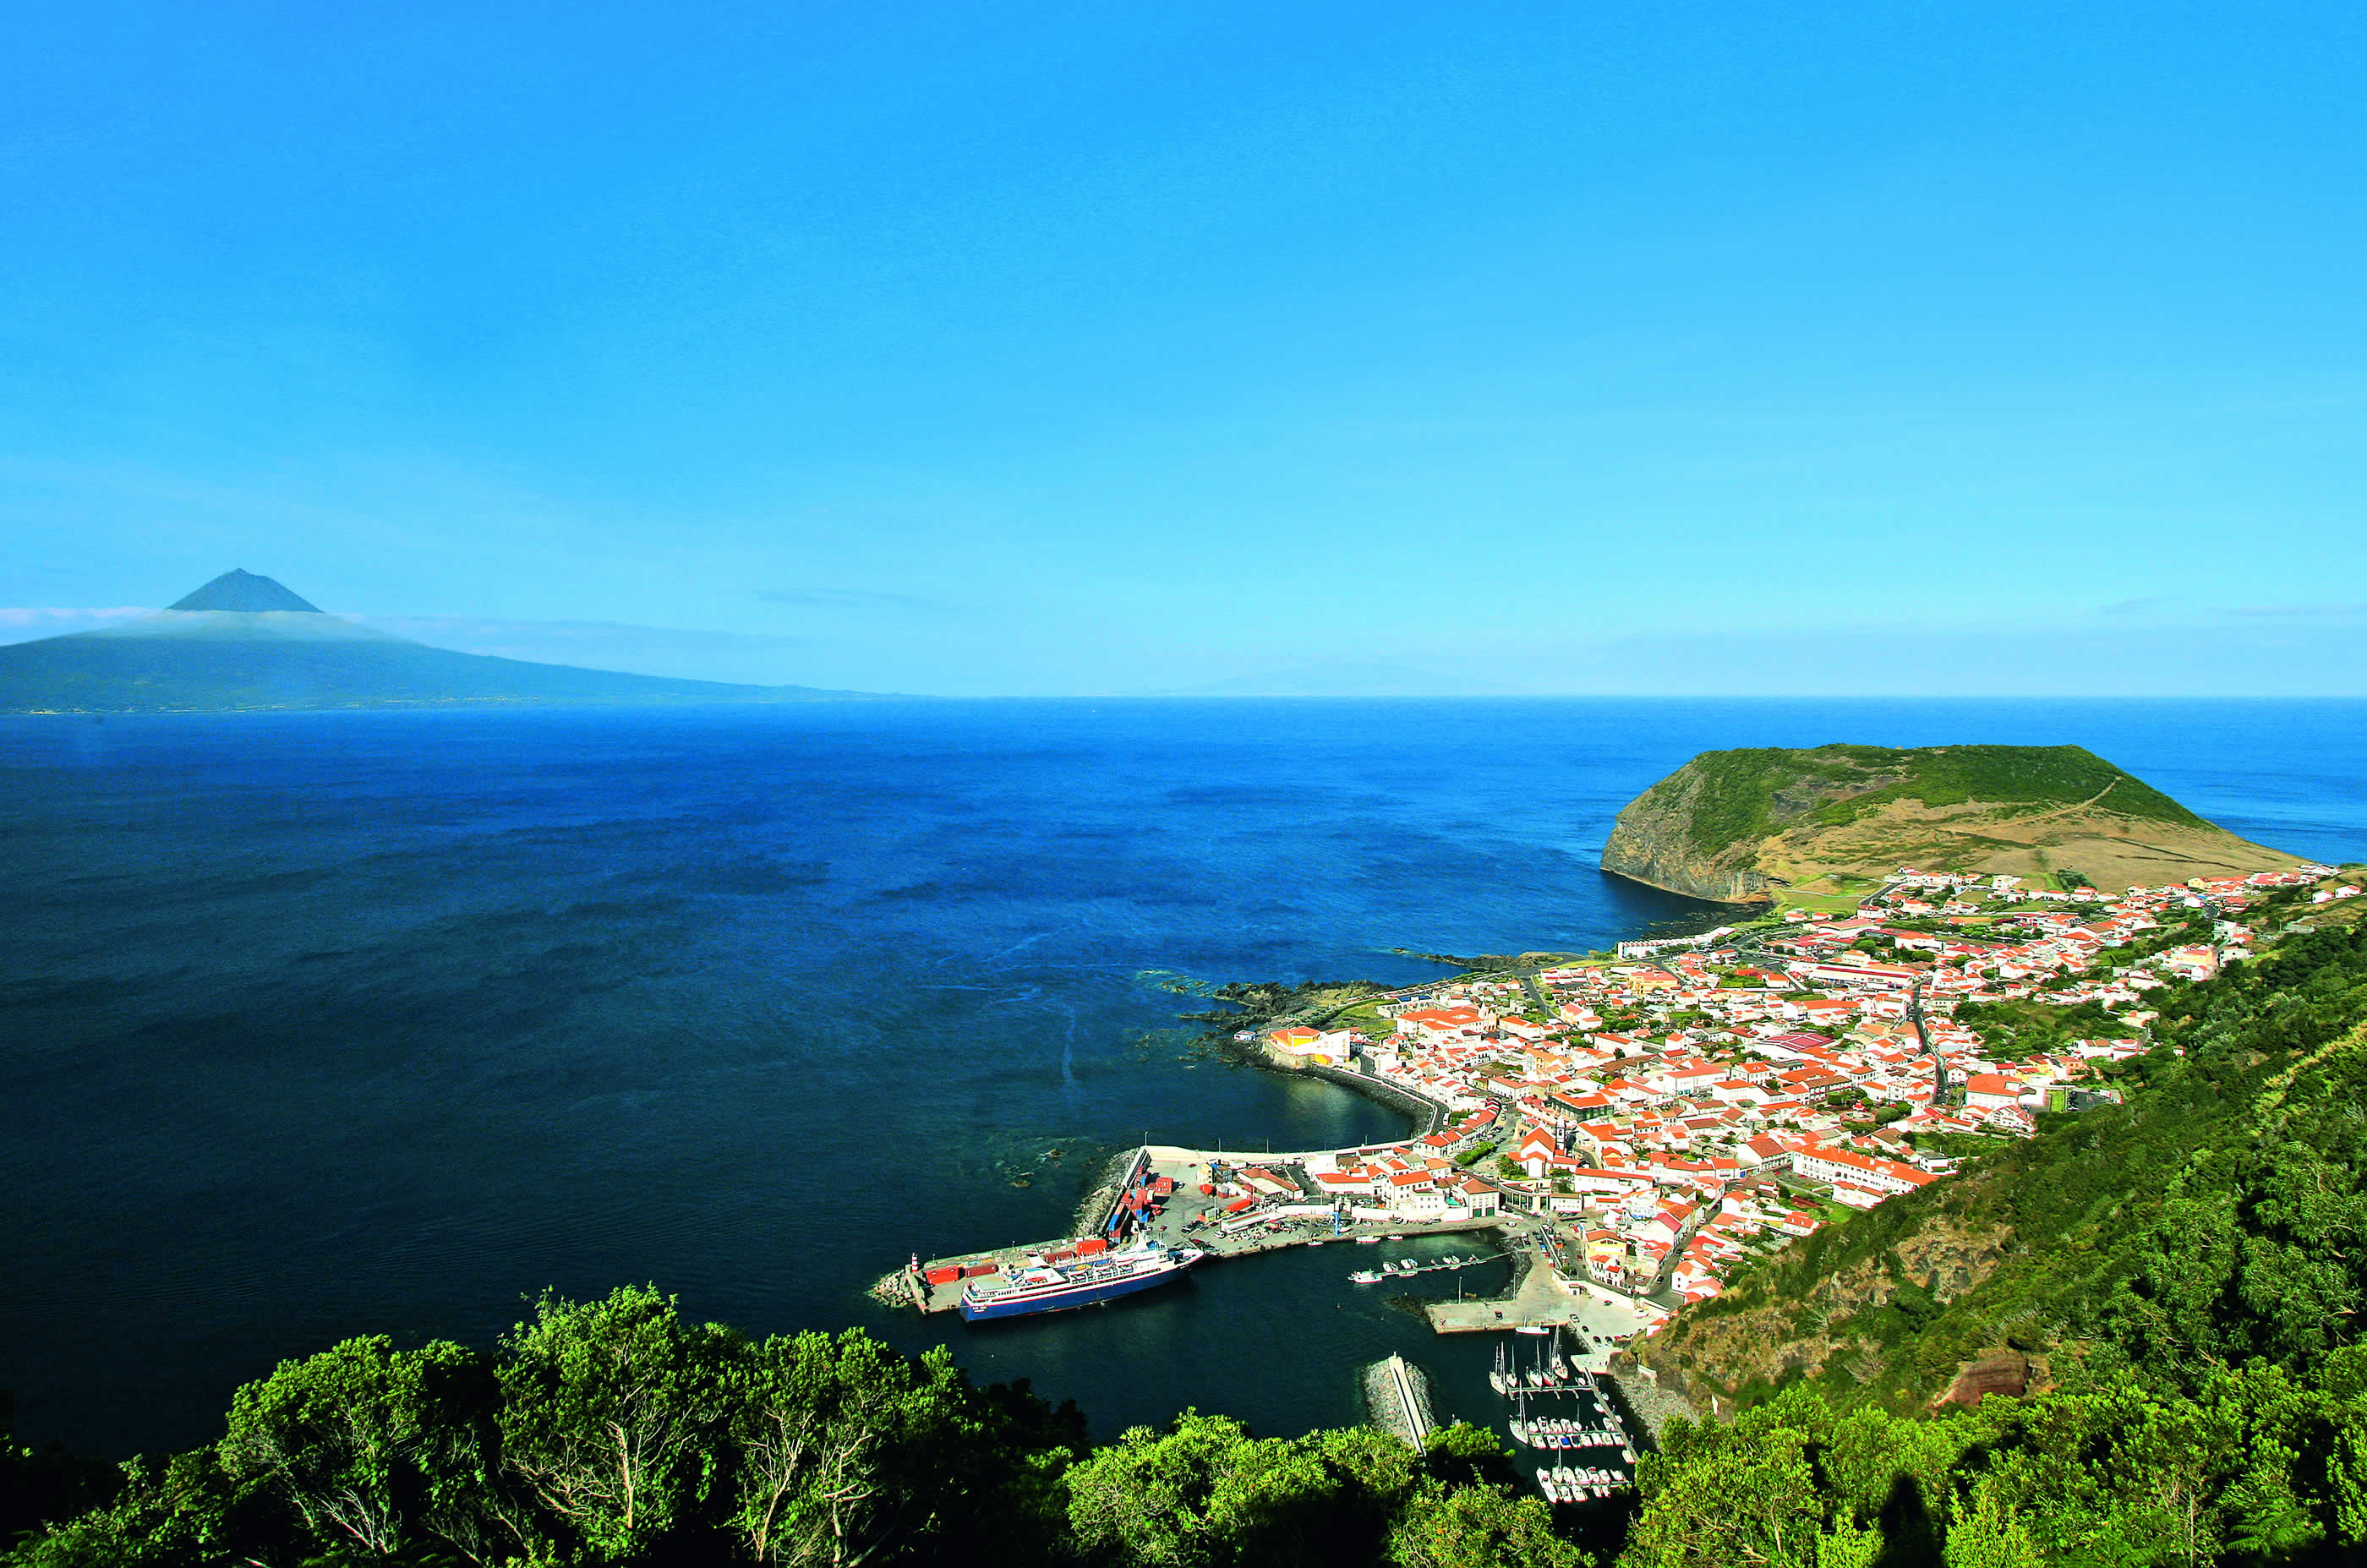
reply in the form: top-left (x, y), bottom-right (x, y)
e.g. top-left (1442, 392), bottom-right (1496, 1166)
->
top-left (0, 606), bottom-right (155, 626)
top-left (353, 615), bottom-right (824, 684)
top-left (363, 615), bottom-right (813, 653)
top-left (756, 588), bottom-right (954, 612)
top-left (0, 607), bottom-right (158, 643)
top-left (2233, 604), bottom-right (2367, 618)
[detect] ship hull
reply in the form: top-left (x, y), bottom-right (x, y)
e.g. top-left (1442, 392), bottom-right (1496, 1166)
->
top-left (959, 1254), bottom-right (1195, 1321)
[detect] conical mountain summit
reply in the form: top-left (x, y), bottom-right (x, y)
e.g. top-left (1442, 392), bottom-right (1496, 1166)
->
top-left (168, 569), bottom-right (322, 613)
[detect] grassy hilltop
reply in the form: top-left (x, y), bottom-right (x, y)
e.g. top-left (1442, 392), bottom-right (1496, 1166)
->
top-left (1601, 743), bottom-right (2301, 901)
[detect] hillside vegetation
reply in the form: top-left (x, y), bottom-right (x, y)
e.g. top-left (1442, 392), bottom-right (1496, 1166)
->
top-left (1601, 743), bottom-right (2298, 901)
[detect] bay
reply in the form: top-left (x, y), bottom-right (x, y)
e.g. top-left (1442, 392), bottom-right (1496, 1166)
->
top-left (3, 697), bottom-right (2363, 1456)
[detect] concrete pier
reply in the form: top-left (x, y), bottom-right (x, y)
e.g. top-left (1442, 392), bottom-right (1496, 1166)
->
top-left (1424, 1250), bottom-right (1577, 1333)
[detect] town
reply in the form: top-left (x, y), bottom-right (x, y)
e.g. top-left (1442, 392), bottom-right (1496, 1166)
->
top-left (1254, 861), bottom-right (2353, 1319)
top-left (891, 860), bottom-right (2357, 1341)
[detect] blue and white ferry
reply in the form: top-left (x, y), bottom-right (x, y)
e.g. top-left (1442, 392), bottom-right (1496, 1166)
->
top-left (959, 1240), bottom-right (1204, 1321)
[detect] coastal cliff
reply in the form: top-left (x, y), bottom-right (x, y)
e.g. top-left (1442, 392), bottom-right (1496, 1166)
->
top-left (1601, 742), bottom-right (2302, 900)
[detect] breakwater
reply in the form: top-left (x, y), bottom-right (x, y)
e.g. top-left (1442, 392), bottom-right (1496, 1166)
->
top-left (1072, 1146), bottom-right (1141, 1236)
top-left (1363, 1354), bottom-right (1435, 1446)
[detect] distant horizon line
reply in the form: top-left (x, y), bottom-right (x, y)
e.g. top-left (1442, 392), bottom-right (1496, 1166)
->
top-left (2, 605), bottom-right (2362, 702)
top-left (15, 692), bottom-right (2367, 709)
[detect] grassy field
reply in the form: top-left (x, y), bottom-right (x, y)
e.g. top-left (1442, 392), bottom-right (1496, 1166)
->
top-left (1765, 883), bottom-right (1870, 917)
top-left (1329, 999), bottom-right (1402, 1035)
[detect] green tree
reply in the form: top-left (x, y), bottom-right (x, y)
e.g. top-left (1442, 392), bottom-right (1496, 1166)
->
top-left (496, 1284), bottom-right (737, 1561)
top-left (219, 1334), bottom-right (497, 1562)
top-left (1621, 1398), bottom-right (1832, 1568)
top-left (727, 1329), bottom-right (1076, 1566)
top-left (1418, 1423), bottom-right (1519, 1494)
top-left (1062, 1412), bottom-right (1335, 1567)
top-left (1385, 1481), bottom-right (1585, 1568)
top-left (1939, 1485), bottom-right (2045, 1568)
top-left (9, 1450), bottom-right (247, 1568)
top-left (1062, 1412), bottom-right (1450, 1568)
top-left (0, 1394), bottom-right (117, 1553)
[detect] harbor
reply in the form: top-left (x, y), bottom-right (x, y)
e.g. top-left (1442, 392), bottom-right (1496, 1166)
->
top-left (880, 1131), bottom-right (1658, 1506)
top-left (885, 1142), bottom-right (1531, 1319)
top-left (883, 1136), bottom-right (1663, 1349)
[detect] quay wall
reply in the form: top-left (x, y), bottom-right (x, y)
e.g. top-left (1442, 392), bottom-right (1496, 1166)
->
top-left (1300, 1063), bottom-right (1448, 1138)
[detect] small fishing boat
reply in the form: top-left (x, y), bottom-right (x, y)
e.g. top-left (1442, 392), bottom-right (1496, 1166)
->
top-left (1350, 1270), bottom-right (1383, 1284)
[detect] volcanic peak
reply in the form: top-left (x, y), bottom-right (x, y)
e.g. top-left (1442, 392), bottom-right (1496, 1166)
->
top-left (168, 570), bottom-right (322, 613)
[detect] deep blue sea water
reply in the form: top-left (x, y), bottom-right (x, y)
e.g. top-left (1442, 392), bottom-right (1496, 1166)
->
top-left (3, 697), bottom-right (2364, 1457)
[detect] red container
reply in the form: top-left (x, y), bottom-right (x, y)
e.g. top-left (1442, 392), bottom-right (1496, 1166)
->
top-left (1223, 1196), bottom-right (1256, 1214)
top-left (923, 1266), bottom-right (961, 1287)
top-left (1076, 1237), bottom-right (1109, 1256)
top-left (964, 1262), bottom-right (999, 1278)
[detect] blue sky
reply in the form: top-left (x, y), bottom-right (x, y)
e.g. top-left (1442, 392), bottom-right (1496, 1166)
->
top-left (3, 2), bottom-right (2362, 694)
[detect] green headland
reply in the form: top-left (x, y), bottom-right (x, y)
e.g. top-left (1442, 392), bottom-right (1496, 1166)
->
top-left (1602, 743), bottom-right (2302, 902)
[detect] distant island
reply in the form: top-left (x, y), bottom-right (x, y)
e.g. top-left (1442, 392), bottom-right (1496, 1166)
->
top-left (0, 570), bottom-right (888, 713)
top-left (1601, 742), bottom-right (2302, 901)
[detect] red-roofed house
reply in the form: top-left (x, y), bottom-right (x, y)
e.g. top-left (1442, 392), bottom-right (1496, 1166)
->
top-left (1963, 1073), bottom-right (2023, 1110)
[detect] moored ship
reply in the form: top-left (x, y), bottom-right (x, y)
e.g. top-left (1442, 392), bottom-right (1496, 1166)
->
top-left (959, 1240), bottom-right (1205, 1321)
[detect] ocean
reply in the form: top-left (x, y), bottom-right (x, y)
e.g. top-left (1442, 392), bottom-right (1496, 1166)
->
top-left (3, 697), bottom-right (2363, 1457)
